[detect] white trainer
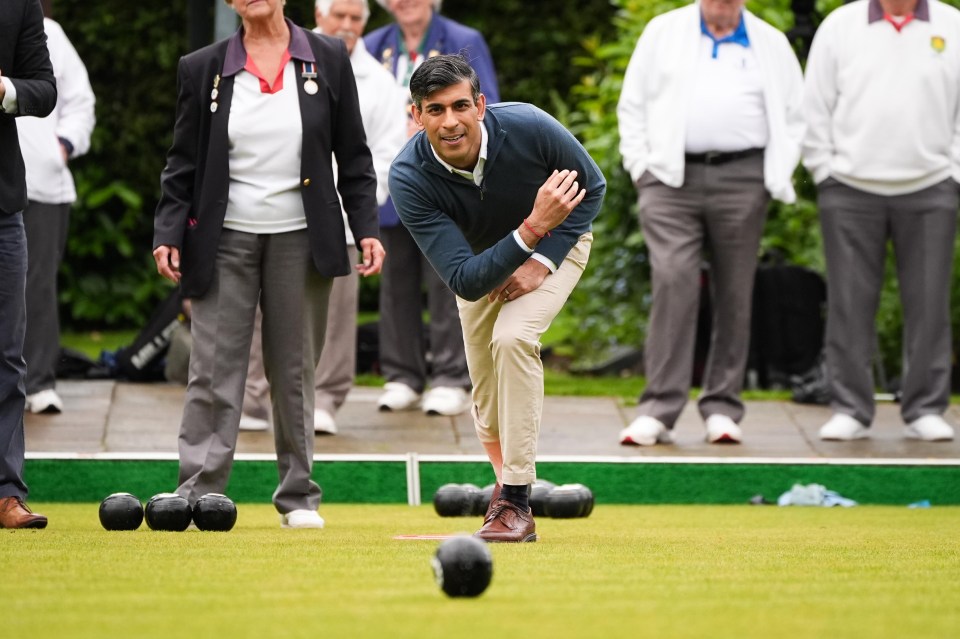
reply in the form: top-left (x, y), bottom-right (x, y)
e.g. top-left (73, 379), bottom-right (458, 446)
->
top-left (904, 415), bottom-right (955, 441)
top-left (619, 416), bottom-right (671, 446)
top-left (238, 414), bottom-right (269, 432)
top-left (819, 413), bottom-right (869, 440)
top-left (705, 414), bottom-right (742, 444)
top-left (280, 509), bottom-right (325, 529)
top-left (25, 389), bottom-right (63, 414)
top-left (314, 409), bottom-right (338, 435)
top-left (377, 382), bottom-right (421, 411)
top-left (422, 386), bottom-right (471, 416)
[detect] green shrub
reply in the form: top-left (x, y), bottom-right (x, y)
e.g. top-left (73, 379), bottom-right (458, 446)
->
top-left (53, 0), bottom-right (186, 328)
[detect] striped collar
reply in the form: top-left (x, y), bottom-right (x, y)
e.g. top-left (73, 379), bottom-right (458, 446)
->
top-left (868, 0), bottom-right (930, 23)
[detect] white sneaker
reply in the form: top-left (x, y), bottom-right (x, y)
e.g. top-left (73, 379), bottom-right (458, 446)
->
top-left (619, 416), bottom-right (671, 446)
top-left (904, 415), bottom-right (955, 441)
top-left (377, 382), bottom-right (422, 411)
top-left (25, 389), bottom-right (63, 414)
top-left (314, 409), bottom-right (338, 435)
top-left (819, 413), bottom-right (869, 440)
top-left (422, 386), bottom-right (471, 416)
top-left (280, 509), bottom-right (325, 529)
top-left (238, 414), bottom-right (269, 432)
top-left (705, 414), bottom-right (742, 444)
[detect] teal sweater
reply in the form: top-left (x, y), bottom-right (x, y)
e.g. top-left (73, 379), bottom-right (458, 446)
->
top-left (389, 102), bottom-right (606, 301)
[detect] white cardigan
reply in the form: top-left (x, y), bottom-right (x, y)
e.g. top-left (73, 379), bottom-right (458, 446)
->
top-left (314, 33), bottom-right (406, 245)
top-left (802, 0), bottom-right (960, 195)
top-left (17, 18), bottom-right (96, 205)
top-left (617, 3), bottom-right (804, 203)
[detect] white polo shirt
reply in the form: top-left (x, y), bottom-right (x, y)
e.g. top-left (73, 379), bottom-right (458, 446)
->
top-left (223, 57), bottom-right (306, 234)
top-left (685, 30), bottom-right (769, 154)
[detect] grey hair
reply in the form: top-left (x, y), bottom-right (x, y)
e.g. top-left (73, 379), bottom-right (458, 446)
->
top-left (316, 0), bottom-right (371, 22)
top-left (374, 0), bottom-right (442, 12)
top-left (409, 54), bottom-right (480, 110)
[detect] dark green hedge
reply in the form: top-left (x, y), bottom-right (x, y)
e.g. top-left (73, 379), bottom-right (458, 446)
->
top-left (51, 0), bottom-right (187, 327)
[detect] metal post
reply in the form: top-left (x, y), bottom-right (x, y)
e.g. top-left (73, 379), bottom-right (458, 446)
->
top-left (215, 1), bottom-right (239, 41)
top-left (187, 1), bottom-right (214, 52)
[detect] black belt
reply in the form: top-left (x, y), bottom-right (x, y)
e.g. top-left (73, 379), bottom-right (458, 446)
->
top-left (684, 147), bottom-right (764, 165)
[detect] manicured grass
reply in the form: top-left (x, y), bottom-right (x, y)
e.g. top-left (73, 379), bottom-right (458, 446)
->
top-left (4, 504), bottom-right (958, 639)
top-left (61, 330), bottom-right (138, 360)
top-left (359, 369), bottom-right (792, 403)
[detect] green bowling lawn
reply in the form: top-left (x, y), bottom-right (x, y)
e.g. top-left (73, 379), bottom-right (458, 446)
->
top-left (4, 504), bottom-right (958, 639)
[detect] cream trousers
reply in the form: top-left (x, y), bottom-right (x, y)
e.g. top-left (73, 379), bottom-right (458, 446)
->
top-left (457, 233), bottom-right (592, 486)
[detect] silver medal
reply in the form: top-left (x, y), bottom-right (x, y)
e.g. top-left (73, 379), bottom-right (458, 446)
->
top-left (304, 79), bottom-right (318, 95)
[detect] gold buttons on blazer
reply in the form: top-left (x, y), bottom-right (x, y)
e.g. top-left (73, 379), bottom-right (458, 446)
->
top-left (302, 178), bottom-right (311, 187)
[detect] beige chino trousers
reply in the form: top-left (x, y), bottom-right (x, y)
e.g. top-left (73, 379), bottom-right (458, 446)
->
top-left (457, 233), bottom-right (592, 486)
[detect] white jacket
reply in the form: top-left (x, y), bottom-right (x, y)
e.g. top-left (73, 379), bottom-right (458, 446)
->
top-left (17, 18), bottom-right (96, 205)
top-left (617, 3), bottom-right (804, 203)
top-left (314, 33), bottom-right (407, 245)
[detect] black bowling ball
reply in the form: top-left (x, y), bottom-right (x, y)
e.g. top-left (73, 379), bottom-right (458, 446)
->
top-left (432, 535), bottom-right (493, 598)
top-left (476, 483), bottom-right (498, 516)
top-left (529, 479), bottom-right (557, 516)
top-left (544, 483), bottom-right (590, 518)
top-left (433, 483), bottom-right (480, 517)
top-left (98, 492), bottom-right (144, 531)
top-left (144, 493), bottom-right (192, 531)
top-left (574, 484), bottom-right (595, 517)
top-left (193, 493), bottom-right (237, 531)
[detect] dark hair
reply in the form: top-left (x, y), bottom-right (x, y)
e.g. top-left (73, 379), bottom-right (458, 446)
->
top-left (409, 54), bottom-right (481, 109)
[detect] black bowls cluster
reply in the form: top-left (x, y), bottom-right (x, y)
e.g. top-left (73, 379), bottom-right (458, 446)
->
top-left (432, 479), bottom-right (594, 518)
top-left (98, 492), bottom-right (237, 531)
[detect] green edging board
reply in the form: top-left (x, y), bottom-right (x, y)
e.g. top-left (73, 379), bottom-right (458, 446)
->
top-left (24, 458), bottom-right (960, 505)
top-left (25, 459), bottom-right (408, 504)
top-left (416, 462), bottom-right (960, 505)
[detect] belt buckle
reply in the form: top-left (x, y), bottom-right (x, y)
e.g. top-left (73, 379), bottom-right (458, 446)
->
top-left (703, 151), bottom-right (723, 165)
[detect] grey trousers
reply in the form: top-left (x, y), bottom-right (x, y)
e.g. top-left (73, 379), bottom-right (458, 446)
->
top-left (0, 211), bottom-right (29, 500)
top-left (378, 224), bottom-right (470, 392)
top-left (23, 201), bottom-right (70, 394)
top-left (818, 178), bottom-right (958, 426)
top-left (244, 247), bottom-right (359, 419)
top-left (177, 229), bottom-right (331, 514)
top-left (636, 154), bottom-right (769, 428)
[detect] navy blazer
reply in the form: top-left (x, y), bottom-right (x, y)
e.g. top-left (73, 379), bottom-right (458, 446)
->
top-left (364, 12), bottom-right (500, 228)
top-left (0, 0), bottom-right (56, 215)
top-left (154, 21), bottom-right (379, 299)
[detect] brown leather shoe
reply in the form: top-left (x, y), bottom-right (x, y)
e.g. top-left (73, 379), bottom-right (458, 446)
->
top-left (474, 498), bottom-right (536, 543)
top-left (0, 496), bottom-right (48, 529)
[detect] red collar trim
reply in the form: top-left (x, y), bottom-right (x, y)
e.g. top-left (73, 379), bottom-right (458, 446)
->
top-left (244, 50), bottom-right (292, 94)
